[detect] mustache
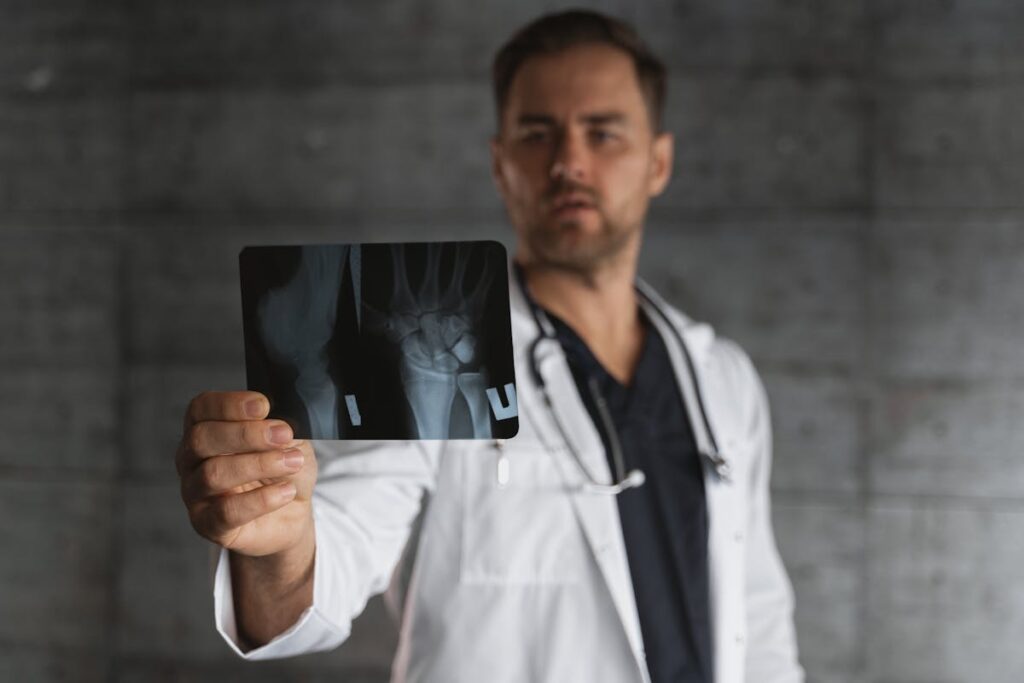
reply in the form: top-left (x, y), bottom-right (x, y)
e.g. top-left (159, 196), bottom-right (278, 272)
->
top-left (545, 180), bottom-right (599, 203)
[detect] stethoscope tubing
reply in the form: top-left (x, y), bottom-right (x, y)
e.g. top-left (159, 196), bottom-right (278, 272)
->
top-left (514, 271), bottom-right (732, 493)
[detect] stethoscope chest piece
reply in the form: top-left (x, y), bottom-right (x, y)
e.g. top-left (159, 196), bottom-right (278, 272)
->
top-left (706, 450), bottom-right (732, 483)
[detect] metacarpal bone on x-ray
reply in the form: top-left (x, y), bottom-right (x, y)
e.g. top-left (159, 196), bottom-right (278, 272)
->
top-left (366, 243), bottom-right (498, 438)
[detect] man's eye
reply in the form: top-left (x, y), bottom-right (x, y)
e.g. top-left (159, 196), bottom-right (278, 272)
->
top-left (521, 130), bottom-right (549, 143)
top-left (589, 129), bottom-right (615, 143)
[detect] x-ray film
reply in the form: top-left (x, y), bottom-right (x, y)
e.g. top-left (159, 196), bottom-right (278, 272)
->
top-left (239, 241), bottom-right (519, 440)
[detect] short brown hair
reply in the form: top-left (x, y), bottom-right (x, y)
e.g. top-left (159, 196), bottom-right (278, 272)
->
top-left (492, 10), bottom-right (667, 132)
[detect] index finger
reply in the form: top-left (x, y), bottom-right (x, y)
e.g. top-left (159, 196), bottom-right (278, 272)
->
top-left (184, 390), bottom-right (269, 430)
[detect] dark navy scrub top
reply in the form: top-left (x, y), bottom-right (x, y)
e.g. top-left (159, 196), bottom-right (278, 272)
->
top-left (545, 307), bottom-right (713, 683)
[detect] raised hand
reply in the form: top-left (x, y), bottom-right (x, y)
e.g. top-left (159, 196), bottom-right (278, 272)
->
top-left (176, 391), bottom-right (317, 558)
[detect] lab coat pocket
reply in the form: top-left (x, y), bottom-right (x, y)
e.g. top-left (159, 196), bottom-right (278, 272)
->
top-left (460, 441), bottom-right (583, 585)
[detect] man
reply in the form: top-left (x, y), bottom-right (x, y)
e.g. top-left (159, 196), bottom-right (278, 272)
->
top-left (176, 10), bottom-right (803, 683)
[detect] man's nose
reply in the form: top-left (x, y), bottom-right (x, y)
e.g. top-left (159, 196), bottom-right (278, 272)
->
top-left (549, 131), bottom-right (588, 182)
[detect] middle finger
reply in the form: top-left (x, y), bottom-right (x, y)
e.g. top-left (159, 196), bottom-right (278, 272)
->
top-left (184, 447), bottom-right (306, 500)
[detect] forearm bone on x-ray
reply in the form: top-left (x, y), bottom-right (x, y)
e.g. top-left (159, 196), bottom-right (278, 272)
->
top-left (257, 245), bottom-right (349, 439)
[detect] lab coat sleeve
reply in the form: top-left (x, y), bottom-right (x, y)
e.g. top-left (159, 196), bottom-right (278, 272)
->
top-left (212, 439), bottom-right (441, 659)
top-left (741, 356), bottom-right (805, 683)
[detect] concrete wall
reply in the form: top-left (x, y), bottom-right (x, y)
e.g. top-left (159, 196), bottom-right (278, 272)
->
top-left (2, 1), bottom-right (1021, 680)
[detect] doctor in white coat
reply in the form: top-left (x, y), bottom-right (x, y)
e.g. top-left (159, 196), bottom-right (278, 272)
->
top-left (175, 10), bottom-right (803, 683)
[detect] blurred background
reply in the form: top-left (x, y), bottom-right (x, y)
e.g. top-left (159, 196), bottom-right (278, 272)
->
top-left (3, 0), bottom-right (1023, 681)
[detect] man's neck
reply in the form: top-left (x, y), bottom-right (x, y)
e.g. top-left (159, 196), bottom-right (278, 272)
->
top-left (519, 256), bottom-right (646, 385)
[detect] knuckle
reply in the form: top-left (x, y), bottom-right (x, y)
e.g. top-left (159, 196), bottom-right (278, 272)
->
top-left (254, 452), bottom-right (273, 479)
top-left (210, 497), bottom-right (234, 531)
top-left (259, 484), bottom-right (280, 508)
top-left (186, 423), bottom-right (206, 455)
top-left (186, 501), bottom-right (212, 538)
top-left (201, 458), bottom-right (223, 493)
top-left (244, 420), bottom-right (267, 449)
top-left (188, 391), bottom-right (210, 421)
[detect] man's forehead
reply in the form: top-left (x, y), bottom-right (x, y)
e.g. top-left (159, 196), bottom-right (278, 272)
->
top-left (504, 43), bottom-right (644, 110)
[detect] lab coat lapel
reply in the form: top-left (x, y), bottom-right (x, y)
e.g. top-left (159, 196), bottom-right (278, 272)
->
top-left (508, 273), bottom-right (649, 675)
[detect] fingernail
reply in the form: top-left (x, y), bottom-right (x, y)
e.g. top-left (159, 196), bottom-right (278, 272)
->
top-left (276, 482), bottom-right (297, 502)
top-left (282, 449), bottom-right (304, 469)
top-left (244, 398), bottom-right (266, 418)
top-left (268, 424), bottom-right (292, 444)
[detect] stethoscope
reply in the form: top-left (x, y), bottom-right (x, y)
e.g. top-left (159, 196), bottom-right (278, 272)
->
top-left (506, 268), bottom-right (733, 495)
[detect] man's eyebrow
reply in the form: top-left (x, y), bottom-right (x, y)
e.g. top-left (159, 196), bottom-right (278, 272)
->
top-left (580, 112), bottom-right (627, 125)
top-left (513, 112), bottom-right (629, 127)
top-left (515, 114), bottom-right (557, 127)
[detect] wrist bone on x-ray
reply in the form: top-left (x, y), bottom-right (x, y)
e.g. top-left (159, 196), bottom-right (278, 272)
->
top-left (253, 243), bottom-right (518, 439)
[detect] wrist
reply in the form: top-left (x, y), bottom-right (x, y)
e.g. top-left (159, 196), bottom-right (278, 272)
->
top-left (228, 520), bottom-right (316, 650)
top-left (232, 520), bottom-right (315, 592)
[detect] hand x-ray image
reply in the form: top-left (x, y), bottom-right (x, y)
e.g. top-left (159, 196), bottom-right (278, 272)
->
top-left (239, 241), bottom-right (519, 440)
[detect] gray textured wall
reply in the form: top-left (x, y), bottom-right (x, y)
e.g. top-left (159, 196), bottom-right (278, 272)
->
top-left (2, 1), bottom-right (1022, 681)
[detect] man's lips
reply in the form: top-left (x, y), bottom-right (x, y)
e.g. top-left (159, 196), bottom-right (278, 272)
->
top-left (549, 193), bottom-right (596, 213)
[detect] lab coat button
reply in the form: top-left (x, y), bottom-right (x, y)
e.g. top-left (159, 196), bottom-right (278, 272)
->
top-left (734, 531), bottom-right (744, 543)
top-left (735, 633), bottom-right (745, 645)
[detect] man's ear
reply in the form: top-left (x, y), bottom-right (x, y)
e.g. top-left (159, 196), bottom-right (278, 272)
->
top-left (490, 135), bottom-right (508, 198)
top-left (647, 131), bottom-right (674, 198)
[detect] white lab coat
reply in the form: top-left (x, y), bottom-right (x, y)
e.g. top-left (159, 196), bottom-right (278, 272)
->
top-left (212, 271), bottom-right (804, 683)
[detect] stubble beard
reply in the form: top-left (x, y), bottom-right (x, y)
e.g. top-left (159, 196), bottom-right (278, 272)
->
top-left (524, 209), bottom-right (637, 279)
